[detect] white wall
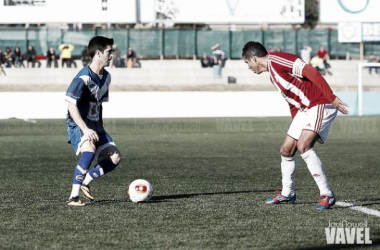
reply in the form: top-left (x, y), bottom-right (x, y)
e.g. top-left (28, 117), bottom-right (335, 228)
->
top-left (1, 92), bottom-right (290, 119)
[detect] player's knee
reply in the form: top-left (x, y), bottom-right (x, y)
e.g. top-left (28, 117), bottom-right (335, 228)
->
top-left (280, 147), bottom-right (294, 157)
top-left (296, 142), bottom-right (311, 154)
top-left (111, 153), bottom-right (122, 166)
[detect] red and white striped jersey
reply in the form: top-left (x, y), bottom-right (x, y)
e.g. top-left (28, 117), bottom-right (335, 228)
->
top-left (267, 52), bottom-right (335, 116)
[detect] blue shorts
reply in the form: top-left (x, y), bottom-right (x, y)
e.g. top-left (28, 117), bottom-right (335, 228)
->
top-left (66, 121), bottom-right (116, 161)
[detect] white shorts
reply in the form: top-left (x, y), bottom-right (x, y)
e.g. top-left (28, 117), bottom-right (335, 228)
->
top-left (287, 104), bottom-right (337, 144)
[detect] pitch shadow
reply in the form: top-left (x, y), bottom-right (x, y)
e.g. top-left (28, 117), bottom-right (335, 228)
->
top-left (151, 189), bottom-right (272, 201)
top-left (91, 199), bottom-right (128, 205)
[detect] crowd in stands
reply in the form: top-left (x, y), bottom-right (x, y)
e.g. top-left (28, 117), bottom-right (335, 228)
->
top-left (200, 43), bottom-right (226, 78)
top-left (302, 44), bottom-right (333, 76)
top-left (0, 44), bottom-right (141, 70)
top-left (110, 45), bottom-right (140, 68)
top-left (367, 53), bottom-right (380, 75)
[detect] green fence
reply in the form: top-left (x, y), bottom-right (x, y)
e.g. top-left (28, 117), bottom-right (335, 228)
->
top-left (0, 27), bottom-right (378, 59)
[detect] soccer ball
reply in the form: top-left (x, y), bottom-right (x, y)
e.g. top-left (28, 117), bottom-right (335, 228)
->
top-left (128, 179), bottom-right (153, 203)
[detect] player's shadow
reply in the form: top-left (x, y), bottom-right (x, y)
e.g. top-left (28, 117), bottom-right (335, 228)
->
top-left (150, 189), bottom-right (272, 202)
top-left (85, 189), bottom-right (273, 205)
top-left (91, 199), bottom-right (128, 205)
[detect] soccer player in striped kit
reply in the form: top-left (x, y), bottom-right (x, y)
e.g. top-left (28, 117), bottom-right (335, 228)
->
top-left (242, 41), bottom-right (349, 210)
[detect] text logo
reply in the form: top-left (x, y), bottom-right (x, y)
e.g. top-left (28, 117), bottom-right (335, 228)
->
top-left (325, 220), bottom-right (372, 244)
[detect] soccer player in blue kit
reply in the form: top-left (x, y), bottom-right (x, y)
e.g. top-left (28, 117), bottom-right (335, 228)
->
top-left (65, 36), bottom-right (121, 206)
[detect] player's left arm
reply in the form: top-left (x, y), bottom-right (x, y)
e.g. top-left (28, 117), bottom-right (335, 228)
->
top-left (302, 64), bottom-right (349, 114)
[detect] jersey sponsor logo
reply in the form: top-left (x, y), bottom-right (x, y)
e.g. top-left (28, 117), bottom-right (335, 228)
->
top-left (88, 102), bottom-right (101, 121)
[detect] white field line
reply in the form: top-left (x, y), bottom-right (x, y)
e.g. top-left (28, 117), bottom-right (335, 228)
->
top-left (336, 201), bottom-right (380, 218)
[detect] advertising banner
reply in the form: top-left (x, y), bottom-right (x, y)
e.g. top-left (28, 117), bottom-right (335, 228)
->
top-left (362, 23), bottom-right (380, 41)
top-left (0, 0), bottom-right (136, 23)
top-left (338, 22), bottom-right (362, 43)
top-left (320, 0), bottom-right (380, 23)
top-left (140, 0), bottom-right (304, 24)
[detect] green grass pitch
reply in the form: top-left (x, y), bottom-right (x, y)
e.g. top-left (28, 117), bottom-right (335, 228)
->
top-left (1, 117), bottom-right (380, 249)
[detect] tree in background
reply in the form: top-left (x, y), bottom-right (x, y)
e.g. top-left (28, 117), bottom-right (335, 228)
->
top-left (302, 0), bottom-right (319, 29)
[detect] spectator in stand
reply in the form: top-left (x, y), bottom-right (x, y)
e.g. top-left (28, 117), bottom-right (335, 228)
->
top-left (301, 45), bottom-right (312, 64)
top-left (81, 46), bottom-right (91, 67)
top-left (112, 44), bottom-right (122, 68)
top-left (59, 43), bottom-right (76, 68)
top-left (126, 47), bottom-right (136, 68)
top-left (200, 53), bottom-right (212, 68)
top-left (0, 49), bottom-right (5, 76)
top-left (211, 43), bottom-right (225, 78)
top-left (310, 55), bottom-right (325, 75)
top-left (26, 45), bottom-right (38, 68)
top-left (14, 46), bottom-right (25, 68)
top-left (4, 47), bottom-right (14, 68)
top-left (317, 45), bottom-right (332, 75)
top-left (0, 49), bottom-right (4, 65)
top-left (46, 47), bottom-right (58, 68)
top-left (0, 64), bottom-right (5, 76)
top-left (367, 53), bottom-right (380, 75)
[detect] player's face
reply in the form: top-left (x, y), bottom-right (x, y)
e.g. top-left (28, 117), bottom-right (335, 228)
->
top-left (99, 45), bottom-right (113, 67)
top-left (244, 56), bottom-right (264, 74)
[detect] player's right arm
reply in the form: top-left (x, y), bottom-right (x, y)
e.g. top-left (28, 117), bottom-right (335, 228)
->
top-left (66, 77), bottom-right (99, 141)
top-left (302, 64), bottom-right (349, 114)
top-left (67, 103), bottom-right (99, 142)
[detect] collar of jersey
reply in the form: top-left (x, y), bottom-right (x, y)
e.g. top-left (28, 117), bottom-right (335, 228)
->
top-left (87, 66), bottom-right (108, 88)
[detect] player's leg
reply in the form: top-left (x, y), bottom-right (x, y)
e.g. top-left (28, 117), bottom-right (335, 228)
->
top-left (83, 145), bottom-right (121, 185)
top-left (68, 140), bottom-right (96, 199)
top-left (265, 110), bottom-right (308, 205)
top-left (298, 104), bottom-right (338, 210)
top-left (265, 135), bottom-right (298, 204)
top-left (279, 136), bottom-right (298, 197)
top-left (66, 125), bottom-right (96, 206)
top-left (81, 133), bottom-right (122, 200)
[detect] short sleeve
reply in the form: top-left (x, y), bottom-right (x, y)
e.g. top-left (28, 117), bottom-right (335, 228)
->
top-left (102, 72), bottom-right (111, 102)
top-left (65, 78), bottom-right (85, 104)
top-left (103, 89), bottom-right (109, 102)
top-left (292, 58), bottom-right (306, 78)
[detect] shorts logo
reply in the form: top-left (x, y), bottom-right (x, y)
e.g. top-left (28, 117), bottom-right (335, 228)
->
top-left (93, 173), bottom-right (99, 178)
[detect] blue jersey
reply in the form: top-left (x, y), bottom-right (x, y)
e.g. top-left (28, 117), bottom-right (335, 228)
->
top-left (65, 66), bottom-right (111, 132)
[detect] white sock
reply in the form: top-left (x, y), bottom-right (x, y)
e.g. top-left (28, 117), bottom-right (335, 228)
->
top-left (82, 173), bottom-right (93, 186)
top-left (281, 155), bottom-right (297, 196)
top-left (70, 184), bottom-right (81, 198)
top-left (301, 148), bottom-right (332, 196)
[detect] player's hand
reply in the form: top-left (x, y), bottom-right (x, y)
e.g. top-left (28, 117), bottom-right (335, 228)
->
top-left (83, 128), bottom-right (99, 142)
top-left (332, 97), bottom-right (349, 115)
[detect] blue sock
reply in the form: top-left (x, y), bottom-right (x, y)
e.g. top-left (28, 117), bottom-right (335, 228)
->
top-left (73, 152), bottom-right (95, 185)
top-left (88, 159), bottom-right (118, 179)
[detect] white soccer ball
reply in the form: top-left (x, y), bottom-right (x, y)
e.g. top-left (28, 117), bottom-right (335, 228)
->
top-left (128, 179), bottom-right (153, 203)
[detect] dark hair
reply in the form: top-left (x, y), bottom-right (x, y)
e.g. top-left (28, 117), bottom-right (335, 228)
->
top-left (87, 36), bottom-right (114, 58)
top-left (242, 41), bottom-right (268, 59)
